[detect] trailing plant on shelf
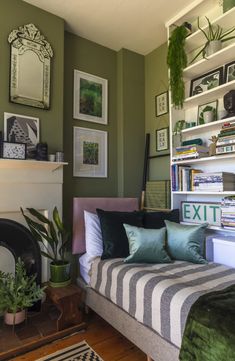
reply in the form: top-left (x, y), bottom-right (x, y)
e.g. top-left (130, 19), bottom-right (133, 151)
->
top-left (167, 24), bottom-right (188, 108)
top-left (21, 207), bottom-right (71, 287)
top-left (0, 258), bottom-right (44, 326)
top-left (190, 16), bottom-right (235, 63)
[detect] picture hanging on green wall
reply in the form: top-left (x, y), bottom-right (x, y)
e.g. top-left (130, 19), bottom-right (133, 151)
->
top-left (73, 70), bottom-right (108, 124)
top-left (73, 126), bottom-right (107, 177)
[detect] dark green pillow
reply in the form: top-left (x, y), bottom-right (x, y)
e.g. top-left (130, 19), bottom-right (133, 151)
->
top-left (143, 209), bottom-right (179, 229)
top-left (164, 220), bottom-right (207, 264)
top-left (96, 209), bottom-right (144, 259)
top-left (123, 224), bottom-right (172, 264)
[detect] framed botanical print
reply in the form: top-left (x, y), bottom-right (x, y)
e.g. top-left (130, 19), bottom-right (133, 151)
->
top-left (73, 70), bottom-right (108, 124)
top-left (155, 91), bottom-right (168, 117)
top-left (156, 127), bottom-right (169, 152)
top-left (73, 127), bottom-right (107, 177)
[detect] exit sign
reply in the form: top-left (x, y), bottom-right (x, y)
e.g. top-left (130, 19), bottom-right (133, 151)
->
top-left (181, 202), bottom-right (221, 226)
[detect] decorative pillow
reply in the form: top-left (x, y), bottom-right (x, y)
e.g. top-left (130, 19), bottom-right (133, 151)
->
top-left (143, 209), bottom-right (180, 229)
top-left (123, 224), bottom-right (172, 264)
top-left (84, 210), bottom-right (103, 257)
top-left (96, 209), bottom-right (144, 259)
top-left (164, 220), bottom-right (207, 264)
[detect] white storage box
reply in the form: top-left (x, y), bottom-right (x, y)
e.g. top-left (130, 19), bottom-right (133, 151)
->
top-left (213, 238), bottom-right (235, 268)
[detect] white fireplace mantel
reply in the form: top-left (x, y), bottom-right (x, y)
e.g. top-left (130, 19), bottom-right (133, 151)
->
top-left (0, 159), bottom-right (67, 282)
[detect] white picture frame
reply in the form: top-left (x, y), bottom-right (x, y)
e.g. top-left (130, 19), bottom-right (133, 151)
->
top-left (4, 112), bottom-right (40, 159)
top-left (156, 127), bottom-right (169, 152)
top-left (73, 127), bottom-right (107, 177)
top-left (73, 70), bottom-right (108, 124)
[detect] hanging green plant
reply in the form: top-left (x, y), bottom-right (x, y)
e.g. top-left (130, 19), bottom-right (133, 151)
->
top-left (167, 25), bottom-right (188, 109)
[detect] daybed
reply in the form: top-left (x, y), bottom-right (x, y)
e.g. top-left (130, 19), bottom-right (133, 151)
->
top-left (72, 197), bottom-right (235, 361)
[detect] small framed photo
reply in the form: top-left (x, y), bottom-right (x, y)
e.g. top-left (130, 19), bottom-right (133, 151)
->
top-left (2, 142), bottom-right (26, 160)
top-left (224, 61), bottom-right (235, 83)
top-left (73, 126), bottom-right (107, 177)
top-left (155, 91), bottom-right (168, 117)
top-left (190, 67), bottom-right (223, 97)
top-left (197, 100), bottom-right (218, 125)
top-left (156, 127), bottom-right (169, 152)
top-left (4, 112), bottom-right (39, 159)
top-left (73, 70), bottom-right (108, 124)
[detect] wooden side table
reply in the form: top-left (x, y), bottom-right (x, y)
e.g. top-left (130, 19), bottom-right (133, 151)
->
top-left (45, 284), bottom-right (86, 331)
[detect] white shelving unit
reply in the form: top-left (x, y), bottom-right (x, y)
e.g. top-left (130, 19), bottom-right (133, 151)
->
top-left (167, 0), bottom-right (235, 231)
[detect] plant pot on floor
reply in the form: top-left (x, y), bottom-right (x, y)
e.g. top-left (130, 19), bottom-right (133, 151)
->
top-left (49, 261), bottom-right (71, 287)
top-left (4, 309), bottom-right (26, 326)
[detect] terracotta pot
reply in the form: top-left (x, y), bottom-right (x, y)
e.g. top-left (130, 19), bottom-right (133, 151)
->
top-left (4, 309), bottom-right (26, 325)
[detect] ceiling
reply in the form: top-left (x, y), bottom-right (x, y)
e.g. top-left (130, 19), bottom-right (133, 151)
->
top-left (23, 0), bottom-right (191, 55)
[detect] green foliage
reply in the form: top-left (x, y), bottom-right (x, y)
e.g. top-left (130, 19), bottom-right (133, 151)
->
top-left (80, 79), bottom-right (102, 117)
top-left (167, 25), bottom-right (188, 108)
top-left (21, 207), bottom-right (71, 265)
top-left (191, 17), bottom-right (235, 63)
top-left (0, 259), bottom-right (45, 314)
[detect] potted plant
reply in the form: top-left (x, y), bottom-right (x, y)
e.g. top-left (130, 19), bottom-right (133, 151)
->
top-left (21, 207), bottom-right (71, 287)
top-left (0, 258), bottom-right (44, 326)
top-left (191, 17), bottom-right (235, 63)
top-left (167, 24), bottom-right (188, 108)
top-left (172, 119), bottom-right (186, 148)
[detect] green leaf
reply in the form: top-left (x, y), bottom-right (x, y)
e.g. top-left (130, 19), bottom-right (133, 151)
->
top-left (26, 208), bottom-right (51, 225)
top-left (53, 207), bottom-right (64, 233)
top-left (41, 251), bottom-right (54, 261)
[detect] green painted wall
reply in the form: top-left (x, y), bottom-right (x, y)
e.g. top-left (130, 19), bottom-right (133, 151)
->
top-left (63, 32), bottom-right (118, 222)
top-left (0, 0), bottom-right (64, 152)
top-left (145, 43), bottom-right (170, 181)
top-left (117, 49), bottom-right (145, 197)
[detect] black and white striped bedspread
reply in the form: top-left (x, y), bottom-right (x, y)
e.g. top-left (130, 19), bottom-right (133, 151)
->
top-left (90, 258), bottom-right (235, 347)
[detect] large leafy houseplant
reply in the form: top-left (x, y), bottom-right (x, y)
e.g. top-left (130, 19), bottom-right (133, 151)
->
top-left (191, 17), bottom-right (235, 63)
top-left (167, 24), bottom-right (188, 108)
top-left (21, 207), bottom-right (71, 286)
top-left (0, 258), bottom-right (44, 325)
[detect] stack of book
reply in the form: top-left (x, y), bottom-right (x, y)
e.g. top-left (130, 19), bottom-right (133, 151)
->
top-left (171, 165), bottom-right (202, 191)
top-left (193, 172), bottom-right (235, 192)
top-left (216, 122), bottom-right (235, 155)
top-left (172, 144), bottom-right (209, 161)
top-left (221, 196), bottom-right (235, 229)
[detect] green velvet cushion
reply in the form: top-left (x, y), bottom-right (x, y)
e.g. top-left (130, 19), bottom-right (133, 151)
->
top-left (96, 209), bottom-right (144, 259)
top-left (123, 224), bottom-right (172, 264)
top-left (164, 220), bottom-right (207, 264)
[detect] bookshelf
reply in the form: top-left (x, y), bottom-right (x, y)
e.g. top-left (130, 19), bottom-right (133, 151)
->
top-left (167, 0), bottom-right (235, 227)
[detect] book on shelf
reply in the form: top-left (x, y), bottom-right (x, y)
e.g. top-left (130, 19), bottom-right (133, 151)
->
top-left (172, 152), bottom-right (208, 161)
top-left (217, 138), bottom-right (235, 146)
top-left (221, 196), bottom-right (235, 229)
top-left (193, 172), bottom-right (235, 191)
top-left (171, 165), bottom-right (203, 192)
top-left (175, 145), bottom-right (208, 153)
top-left (216, 144), bottom-right (235, 154)
top-left (218, 130), bottom-right (235, 137)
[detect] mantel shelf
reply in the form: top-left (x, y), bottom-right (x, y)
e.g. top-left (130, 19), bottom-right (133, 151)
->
top-left (0, 159), bottom-right (68, 171)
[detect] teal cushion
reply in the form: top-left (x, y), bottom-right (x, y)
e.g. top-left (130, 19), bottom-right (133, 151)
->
top-left (164, 220), bottom-right (207, 264)
top-left (123, 224), bottom-right (172, 264)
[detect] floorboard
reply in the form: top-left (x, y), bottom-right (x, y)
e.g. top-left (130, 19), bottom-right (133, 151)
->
top-left (13, 313), bottom-right (146, 361)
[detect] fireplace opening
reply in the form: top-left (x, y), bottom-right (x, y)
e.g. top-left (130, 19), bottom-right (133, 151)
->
top-left (0, 218), bottom-right (41, 284)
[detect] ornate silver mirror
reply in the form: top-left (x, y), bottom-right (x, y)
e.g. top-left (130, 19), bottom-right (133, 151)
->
top-left (8, 24), bottom-right (53, 109)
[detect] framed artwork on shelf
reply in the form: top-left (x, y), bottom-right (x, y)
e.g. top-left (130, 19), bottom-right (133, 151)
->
top-left (190, 67), bottom-right (223, 97)
top-left (224, 61), bottom-right (235, 83)
top-left (2, 142), bottom-right (26, 160)
top-left (4, 113), bottom-right (39, 159)
top-left (155, 91), bottom-right (168, 117)
top-left (73, 70), bottom-right (108, 124)
top-left (73, 126), bottom-right (107, 177)
top-left (197, 100), bottom-right (218, 125)
top-left (156, 127), bottom-right (169, 152)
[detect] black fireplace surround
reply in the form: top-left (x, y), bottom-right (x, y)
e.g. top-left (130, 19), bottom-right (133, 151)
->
top-left (0, 218), bottom-right (41, 284)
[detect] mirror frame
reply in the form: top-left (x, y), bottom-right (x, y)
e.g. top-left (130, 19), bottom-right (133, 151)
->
top-left (8, 23), bottom-right (53, 109)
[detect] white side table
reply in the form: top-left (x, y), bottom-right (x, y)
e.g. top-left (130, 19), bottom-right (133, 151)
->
top-left (213, 238), bottom-right (235, 268)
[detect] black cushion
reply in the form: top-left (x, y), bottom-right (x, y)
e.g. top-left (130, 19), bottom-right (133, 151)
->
top-left (96, 209), bottom-right (144, 259)
top-left (143, 209), bottom-right (179, 229)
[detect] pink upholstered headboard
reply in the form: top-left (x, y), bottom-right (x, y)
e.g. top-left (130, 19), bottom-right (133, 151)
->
top-left (72, 197), bottom-right (139, 254)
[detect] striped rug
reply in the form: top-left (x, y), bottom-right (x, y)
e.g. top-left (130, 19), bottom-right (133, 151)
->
top-left (36, 341), bottom-right (103, 361)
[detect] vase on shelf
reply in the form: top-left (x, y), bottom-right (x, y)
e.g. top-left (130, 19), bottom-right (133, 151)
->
top-left (206, 40), bottom-right (222, 56)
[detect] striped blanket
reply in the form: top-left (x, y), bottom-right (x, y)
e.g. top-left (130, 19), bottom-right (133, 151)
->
top-left (90, 258), bottom-right (235, 348)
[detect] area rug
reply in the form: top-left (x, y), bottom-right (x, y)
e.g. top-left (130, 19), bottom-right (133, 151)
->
top-left (36, 340), bottom-right (103, 361)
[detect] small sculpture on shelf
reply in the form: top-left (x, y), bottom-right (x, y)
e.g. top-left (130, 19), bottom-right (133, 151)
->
top-left (222, 90), bottom-right (235, 119)
top-left (208, 135), bottom-right (218, 156)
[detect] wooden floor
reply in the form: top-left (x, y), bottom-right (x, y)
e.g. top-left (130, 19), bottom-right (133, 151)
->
top-left (13, 313), bottom-right (146, 361)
